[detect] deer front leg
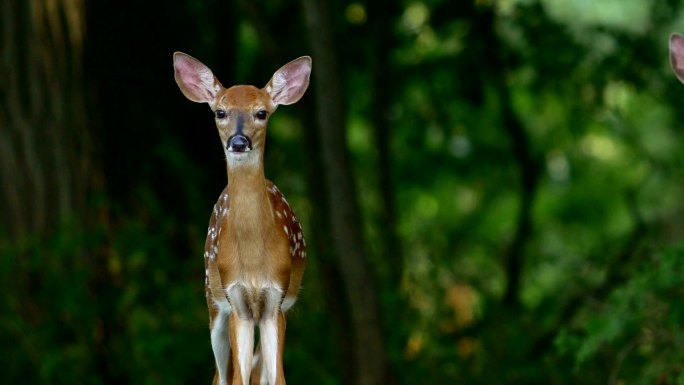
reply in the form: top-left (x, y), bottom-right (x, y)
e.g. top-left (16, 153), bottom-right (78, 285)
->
top-left (259, 287), bottom-right (286, 385)
top-left (250, 344), bottom-right (265, 385)
top-left (228, 285), bottom-right (255, 385)
top-left (210, 307), bottom-right (232, 385)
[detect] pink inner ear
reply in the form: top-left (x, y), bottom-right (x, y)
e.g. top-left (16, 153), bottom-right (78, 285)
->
top-left (174, 54), bottom-right (217, 103)
top-left (270, 58), bottom-right (311, 105)
top-left (672, 35), bottom-right (684, 66)
top-left (286, 63), bottom-right (311, 88)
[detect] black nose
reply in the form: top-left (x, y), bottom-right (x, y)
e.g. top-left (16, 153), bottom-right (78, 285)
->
top-left (227, 135), bottom-right (252, 153)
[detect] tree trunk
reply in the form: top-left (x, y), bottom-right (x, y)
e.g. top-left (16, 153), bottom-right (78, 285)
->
top-left (366, 0), bottom-right (403, 289)
top-left (0, 0), bottom-right (91, 241)
top-left (301, 1), bottom-right (391, 384)
top-left (465, 5), bottom-right (541, 307)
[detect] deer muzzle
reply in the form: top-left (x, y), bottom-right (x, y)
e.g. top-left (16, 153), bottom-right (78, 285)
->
top-left (227, 134), bottom-right (252, 153)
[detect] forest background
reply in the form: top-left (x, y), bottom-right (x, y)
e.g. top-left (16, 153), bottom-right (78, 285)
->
top-left (2, 0), bottom-right (684, 384)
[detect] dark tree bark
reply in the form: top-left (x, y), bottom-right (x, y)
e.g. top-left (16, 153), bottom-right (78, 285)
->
top-left (0, 0), bottom-right (92, 241)
top-left (466, 6), bottom-right (541, 307)
top-left (499, 83), bottom-right (540, 308)
top-left (301, 0), bottom-right (392, 384)
top-left (0, 0), bottom-right (120, 382)
top-left (366, 0), bottom-right (404, 289)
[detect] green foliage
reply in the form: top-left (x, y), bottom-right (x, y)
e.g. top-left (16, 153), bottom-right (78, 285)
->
top-left (556, 245), bottom-right (684, 383)
top-left (0, 206), bottom-right (212, 384)
top-left (4, 0), bottom-right (684, 384)
top-left (1, 224), bottom-right (101, 384)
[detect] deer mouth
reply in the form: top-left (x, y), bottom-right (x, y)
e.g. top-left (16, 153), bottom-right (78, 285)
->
top-left (227, 134), bottom-right (253, 153)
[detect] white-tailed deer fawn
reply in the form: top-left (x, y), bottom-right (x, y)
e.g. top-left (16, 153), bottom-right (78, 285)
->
top-left (670, 33), bottom-right (684, 82)
top-left (173, 52), bottom-right (311, 385)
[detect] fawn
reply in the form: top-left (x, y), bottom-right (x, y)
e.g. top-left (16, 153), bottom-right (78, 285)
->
top-left (173, 52), bottom-right (311, 385)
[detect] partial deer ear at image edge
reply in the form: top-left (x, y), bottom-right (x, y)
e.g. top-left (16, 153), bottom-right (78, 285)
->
top-left (265, 56), bottom-right (312, 106)
top-left (173, 51), bottom-right (222, 104)
top-left (670, 33), bottom-right (684, 83)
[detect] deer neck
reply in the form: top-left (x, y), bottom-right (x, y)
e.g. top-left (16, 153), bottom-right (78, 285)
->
top-left (226, 157), bottom-right (274, 235)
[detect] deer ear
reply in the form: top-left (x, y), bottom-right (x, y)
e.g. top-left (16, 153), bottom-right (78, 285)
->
top-left (173, 52), bottom-right (222, 103)
top-left (670, 33), bottom-right (684, 83)
top-left (265, 56), bottom-right (312, 106)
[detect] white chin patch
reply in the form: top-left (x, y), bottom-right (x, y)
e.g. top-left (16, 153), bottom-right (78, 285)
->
top-left (228, 150), bottom-right (250, 157)
top-left (226, 150), bottom-right (258, 167)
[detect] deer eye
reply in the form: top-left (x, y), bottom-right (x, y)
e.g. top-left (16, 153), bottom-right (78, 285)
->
top-left (255, 110), bottom-right (268, 120)
top-left (215, 110), bottom-right (226, 119)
